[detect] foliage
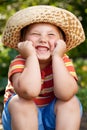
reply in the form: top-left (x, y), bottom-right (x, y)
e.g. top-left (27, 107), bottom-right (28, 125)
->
top-left (77, 87), bottom-right (87, 112)
top-left (73, 58), bottom-right (87, 110)
top-left (74, 58), bottom-right (87, 88)
top-left (0, 40), bottom-right (18, 89)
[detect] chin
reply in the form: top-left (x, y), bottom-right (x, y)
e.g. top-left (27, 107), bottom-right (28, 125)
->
top-left (38, 56), bottom-right (52, 63)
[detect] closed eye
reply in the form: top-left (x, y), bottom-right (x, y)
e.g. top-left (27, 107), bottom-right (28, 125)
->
top-left (48, 33), bottom-right (55, 35)
top-left (48, 33), bottom-right (56, 37)
top-left (31, 33), bottom-right (40, 36)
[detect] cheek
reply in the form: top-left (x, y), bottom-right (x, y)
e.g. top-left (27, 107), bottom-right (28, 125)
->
top-left (25, 35), bottom-right (33, 41)
top-left (25, 36), bottom-right (37, 45)
top-left (49, 40), bottom-right (56, 51)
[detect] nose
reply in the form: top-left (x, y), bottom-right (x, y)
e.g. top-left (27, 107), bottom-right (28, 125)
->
top-left (39, 34), bottom-right (48, 44)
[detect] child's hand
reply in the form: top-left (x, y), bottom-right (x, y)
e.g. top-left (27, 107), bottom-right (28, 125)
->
top-left (17, 40), bottom-right (36, 58)
top-left (52, 40), bottom-right (66, 57)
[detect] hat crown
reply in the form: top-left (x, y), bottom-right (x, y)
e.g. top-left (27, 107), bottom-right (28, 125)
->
top-left (2, 5), bottom-right (85, 50)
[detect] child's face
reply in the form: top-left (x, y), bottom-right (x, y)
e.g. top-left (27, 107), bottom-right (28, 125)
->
top-left (24, 23), bottom-right (63, 63)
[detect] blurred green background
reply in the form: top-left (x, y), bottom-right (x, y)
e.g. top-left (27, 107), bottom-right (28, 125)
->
top-left (0, 0), bottom-right (87, 111)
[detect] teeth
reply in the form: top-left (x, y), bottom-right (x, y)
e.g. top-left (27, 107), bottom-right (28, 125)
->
top-left (36, 46), bottom-right (49, 52)
top-left (37, 47), bottom-right (48, 51)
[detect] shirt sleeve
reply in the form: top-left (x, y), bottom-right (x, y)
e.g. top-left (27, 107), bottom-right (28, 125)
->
top-left (8, 55), bottom-right (25, 82)
top-left (63, 54), bottom-right (78, 80)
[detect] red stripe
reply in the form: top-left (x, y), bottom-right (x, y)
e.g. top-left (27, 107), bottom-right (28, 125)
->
top-left (67, 66), bottom-right (75, 71)
top-left (41, 80), bottom-right (53, 89)
top-left (34, 95), bottom-right (55, 106)
top-left (10, 60), bottom-right (25, 67)
top-left (9, 68), bottom-right (23, 78)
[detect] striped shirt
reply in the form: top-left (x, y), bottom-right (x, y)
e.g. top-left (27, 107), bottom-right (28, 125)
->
top-left (4, 54), bottom-right (77, 106)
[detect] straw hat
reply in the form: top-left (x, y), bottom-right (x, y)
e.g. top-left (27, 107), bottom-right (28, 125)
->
top-left (2, 5), bottom-right (85, 51)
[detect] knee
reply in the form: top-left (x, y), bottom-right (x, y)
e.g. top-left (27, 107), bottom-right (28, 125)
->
top-left (55, 96), bottom-right (80, 113)
top-left (8, 95), bottom-right (37, 114)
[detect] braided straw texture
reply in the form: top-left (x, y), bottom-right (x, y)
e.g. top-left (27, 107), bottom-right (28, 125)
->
top-left (2, 5), bottom-right (85, 51)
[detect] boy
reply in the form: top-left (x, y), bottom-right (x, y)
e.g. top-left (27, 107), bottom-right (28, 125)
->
top-left (2, 5), bottom-right (85, 130)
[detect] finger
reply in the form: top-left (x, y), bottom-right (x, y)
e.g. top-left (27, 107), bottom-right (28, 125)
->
top-left (57, 39), bottom-right (66, 44)
top-left (25, 40), bottom-right (33, 45)
top-left (18, 42), bottom-right (23, 48)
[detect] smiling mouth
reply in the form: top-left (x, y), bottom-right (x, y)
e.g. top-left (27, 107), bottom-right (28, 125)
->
top-left (36, 46), bottom-right (49, 53)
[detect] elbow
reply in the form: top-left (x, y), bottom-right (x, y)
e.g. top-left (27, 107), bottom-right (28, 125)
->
top-left (26, 87), bottom-right (41, 98)
top-left (16, 86), bottom-right (40, 100)
top-left (15, 81), bottom-right (41, 99)
top-left (54, 93), bottom-right (75, 101)
top-left (54, 84), bottom-right (79, 101)
top-left (54, 92), bottom-right (73, 101)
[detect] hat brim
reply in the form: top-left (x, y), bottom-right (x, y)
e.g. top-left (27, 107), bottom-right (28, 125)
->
top-left (2, 5), bottom-right (85, 51)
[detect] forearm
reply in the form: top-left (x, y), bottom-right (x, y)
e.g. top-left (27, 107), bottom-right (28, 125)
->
top-left (52, 55), bottom-right (78, 100)
top-left (13, 55), bottom-right (41, 99)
